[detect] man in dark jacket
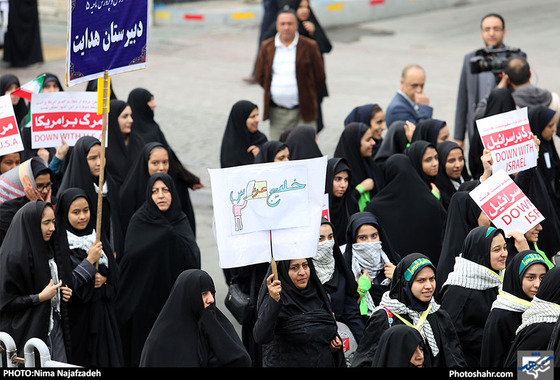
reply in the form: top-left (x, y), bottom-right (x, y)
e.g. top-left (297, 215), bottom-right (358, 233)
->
top-left (255, 9), bottom-right (325, 140)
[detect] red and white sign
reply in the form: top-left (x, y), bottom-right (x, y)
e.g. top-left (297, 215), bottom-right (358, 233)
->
top-left (31, 92), bottom-right (105, 148)
top-left (476, 107), bottom-right (537, 175)
top-left (0, 95), bottom-right (24, 156)
top-left (470, 170), bottom-right (544, 235)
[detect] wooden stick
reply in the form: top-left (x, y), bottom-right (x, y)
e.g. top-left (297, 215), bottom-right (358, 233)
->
top-left (269, 230), bottom-right (278, 281)
top-left (94, 70), bottom-right (109, 266)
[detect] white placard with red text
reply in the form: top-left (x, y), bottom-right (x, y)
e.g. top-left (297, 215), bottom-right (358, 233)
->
top-left (476, 107), bottom-right (537, 175)
top-left (0, 95), bottom-right (24, 155)
top-left (470, 170), bottom-right (544, 235)
top-left (31, 92), bottom-right (105, 148)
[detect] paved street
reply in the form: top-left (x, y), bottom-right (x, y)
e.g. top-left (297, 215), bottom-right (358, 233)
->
top-left (2, 0), bottom-right (559, 331)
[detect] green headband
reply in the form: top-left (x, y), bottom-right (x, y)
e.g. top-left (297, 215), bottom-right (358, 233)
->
top-left (485, 227), bottom-right (497, 238)
top-left (519, 253), bottom-right (547, 276)
top-left (404, 257), bottom-right (433, 282)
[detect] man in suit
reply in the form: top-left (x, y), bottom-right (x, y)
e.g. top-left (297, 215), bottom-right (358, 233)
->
top-left (255, 8), bottom-right (326, 140)
top-left (385, 64), bottom-right (433, 128)
top-left (453, 13), bottom-right (508, 148)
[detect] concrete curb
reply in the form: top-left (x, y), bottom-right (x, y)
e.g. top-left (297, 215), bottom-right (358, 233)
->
top-left (153, 0), bottom-right (463, 28)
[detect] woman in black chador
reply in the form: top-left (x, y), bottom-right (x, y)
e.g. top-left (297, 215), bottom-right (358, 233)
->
top-left (116, 172), bottom-right (200, 367)
top-left (253, 258), bottom-right (346, 367)
top-left (140, 269), bottom-right (251, 367)
top-left (220, 100), bottom-right (268, 168)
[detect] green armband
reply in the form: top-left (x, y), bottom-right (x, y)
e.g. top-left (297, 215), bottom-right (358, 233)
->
top-left (356, 184), bottom-right (365, 195)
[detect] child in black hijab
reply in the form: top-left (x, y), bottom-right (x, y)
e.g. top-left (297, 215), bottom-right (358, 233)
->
top-left (481, 250), bottom-right (548, 367)
top-left (352, 253), bottom-right (465, 368)
top-left (504, 266), bottom-right (560, 367)
top-left (440, 226), bottom-right (507, 367)
top-left (55, 187), bottom-right (123, 367)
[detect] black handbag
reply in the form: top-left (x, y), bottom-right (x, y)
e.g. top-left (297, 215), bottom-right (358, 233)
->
top-left (224, 269), bottom-right (256, 325)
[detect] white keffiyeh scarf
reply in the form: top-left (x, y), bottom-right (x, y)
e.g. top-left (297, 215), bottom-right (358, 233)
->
top-left (442, 256), bottom-right (503, 291)
top-left (313, 240), bottom-right (336, 284)
top-left (491, 290), bottom-right (531, 313)
top-left (67, 230), bottom-right (108, 267)
top-left (350, 241), bottom-right (392, 315)
top-left (373, 291), bottom-right (441, 356)
top-left (516, 296), bottom-right (560, 335)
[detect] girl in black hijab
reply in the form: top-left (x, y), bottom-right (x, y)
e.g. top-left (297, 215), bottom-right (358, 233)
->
top-left (440, 226), bottom-right (507, 367)
top-left (0, 201), bottom-right (73, 362)
top-left (504, 266), bottom-right (560, 367)
top-left (116, 173), bottom-right (200, 367)
top-left (365, 154), bottom-right (447, 265)
top-left (220, 100), bottom-right (268, 168)
top-left (140, 269), bottom-right (251, 367)
top-left (414, 118), bottom-right (450, 145)
top-left (283, 124), bottom-right (322, 160)
top-left (127, 87), bottom-right (167, 144)
top-left (343, 211), bottom-right (400, 312)
top-left (313, 218), bottom-right (364, 343)
top-left (481, 251), bottom-right (548, 367)
top-left (106, 99), bottom-right (145, 187)
top-left (325, 157), bottom-right (359, 246)
top-left (436, 191), bottom-right (491, 299)
top-left (352, 253), bottom-right (466, 368)
top-left (372, 325), bottom-right (427, 368)
top-left (127, 87), bottom-right (203, 221)
top-left (119, 142), bottom-right (197, 240)
top-left (58, 136), bottom-right (123, 259)
top-left (434, 141), bottom-right (472, 209)
top-left (405, 140), bottom-right (440, 198)
top-left (469, 88), bottom-right (517, 179)
top-left (528, 105), bottom-right (560, 209)
top-left (54, 187), bottom-right (123, 367)
top-left (254, 140), bottom-right (290, 163)
top-left (344, 104), bottom-right (387, 158)
top-left (0, 73), bottom-right (29, 126)
top-left (253, 258), bottom-right (346, 367)
top-left (334, 122), bottom-right (384, 210)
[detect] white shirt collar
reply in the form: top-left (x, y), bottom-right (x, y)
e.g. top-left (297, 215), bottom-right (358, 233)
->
top-left (275, 32), bottom-right (299, 49)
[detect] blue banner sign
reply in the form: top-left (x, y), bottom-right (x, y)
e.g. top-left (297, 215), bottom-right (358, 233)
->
top-left (66, 0), bottom-right (148, 86)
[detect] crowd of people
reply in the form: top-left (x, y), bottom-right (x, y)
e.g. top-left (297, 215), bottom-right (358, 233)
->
top-left (0, 0), bottom-right (560, 371)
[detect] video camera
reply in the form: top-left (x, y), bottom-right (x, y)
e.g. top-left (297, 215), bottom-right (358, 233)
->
top-left (469, 46), bottom-right (523, 81)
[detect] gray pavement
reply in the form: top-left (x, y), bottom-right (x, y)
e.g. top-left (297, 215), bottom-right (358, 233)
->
top-left (2, 0), bottom-right (560, 335)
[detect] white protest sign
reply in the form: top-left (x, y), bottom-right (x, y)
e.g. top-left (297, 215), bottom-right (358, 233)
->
top-left (476, 107), bottom-right (537, 175)
top-left (469, 170), bottom-right (544, 235)
top-left (209, 156), bottom-right (327, 269)
top-left (31, 92), bottom-right (105, 148)
top-left (0, 95), bottom-right (24, 156)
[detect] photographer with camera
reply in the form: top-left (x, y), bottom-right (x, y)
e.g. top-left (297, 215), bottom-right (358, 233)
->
top-left (454, 13), bottom-right (525, 149)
